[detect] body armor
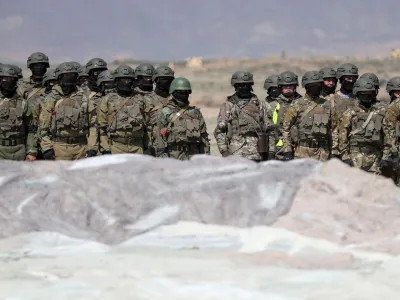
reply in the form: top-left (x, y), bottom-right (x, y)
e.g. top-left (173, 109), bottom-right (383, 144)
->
top-left (0, 97), bottom-right (26, 139)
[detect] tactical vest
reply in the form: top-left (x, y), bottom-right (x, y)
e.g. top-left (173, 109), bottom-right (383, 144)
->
top-left (272, 101), bottom-right (290, 147)
top-left (50, 93), bottom-right (88, 136)
top-left (297, 100), bottom-right (331, 142)
top-left (0, 97), bottom-right (26, 139)
top-left (349, 109), bottom-right (385, 147)
top-left (107, 96), bottom-right (144, 136)
top-left (165, 107), bottom-right (202, 144)
top-left (333, 94), bottom-right (356, 118)
top-left (231, 101), bottom-right (263, 136)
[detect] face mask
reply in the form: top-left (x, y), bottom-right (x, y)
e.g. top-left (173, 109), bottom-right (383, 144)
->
top-left (1, 77), bottom-right (17, 91)
top-left (235, 84), bottom-right (252, 98)
top-left (103, 82), bottom-right (114, 91)
top-left (322, 85), bottom-right (336, 95)
top-left (358, 94), bottom-right (374, 104)
top-left (60, 73), bottom-right (78, 87)
top-left (307, 85), bottom-right (322, 98)
top-left (173, 92), bottom-right (190, 105)
top-left (116, 78), bottom-right (133, 93)
top-left (156, 78), bottom-right (173, 91)
top-left (138, 77), bottom-right (153, 91)
top-left (31, 64), bottom-right (47, 79)
top-left (341, 81), bottom-right (354, 93)
top-left (268, 87), bottom-right (281, 98)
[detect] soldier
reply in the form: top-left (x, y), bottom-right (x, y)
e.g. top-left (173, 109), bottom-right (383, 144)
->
top-left (39, 62), bottom-right (95, 160)
top-left (155, 77), bottom-right (210, 160)
top-left (214, 70), bottom-right (270, 162)
top-left (319, 67), bottom-right (337, 98)
top-left (265, 71), bottom-right (301, 160)
top-left (281, 71), bottom-right (335, 162)
top-left (0, 64), bottom-right (38, 161)
top-left (359, 72), bottom-right (380, 103)
top-left (339, 77), bottom-right (389, 174)
top-left (143, 65), bottom-right (175, 155)
top-left (84, 58), bottom-right (108, 98)
top-left (17, 52), bottom-right (50, 101)
top-left (263, 75), bottom-right (281, 103)
top-left (97, 65), bottom-right (148, 155)
top-left (78, 66), bottom-right (89, 87)
top-left (135, 63), bottom-right (155, 94)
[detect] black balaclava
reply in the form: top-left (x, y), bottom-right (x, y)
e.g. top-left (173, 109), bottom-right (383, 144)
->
top-left (358, 92), bottom-right (375, 108)
top-left (235, 83), bottom-right (253, 98)
top-left (101, 81), bottom-right (114, 93)
top-left (306, 83), bottom-right (322, 98)
top-left (155, 77), bottom-right (173, 97)
top-left (88, 69), bottom-right (105, 92)
top-left (30, 63), bottom-right (48, 82)
top-left (0, 76), bottom-right (18, 97)
top-left (268, 87), bottom-right (281, 98)
top-left (59, 73), bottom-right (78, 95)
top-left (116, 78), bottom-right (133, 96)
top-left (138, 76), bottom-right (153, 92)
top-left (172, 91), bottom-right (190, 106)
top-left (44, 80), bottom-right (56, 93)
top-left (322, 79), bottom-right (337, 96)
top-left (340, 77), bottom-right (357, 94)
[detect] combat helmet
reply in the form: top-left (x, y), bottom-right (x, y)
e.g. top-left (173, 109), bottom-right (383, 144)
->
top-left (263, 75), bottom-right (279, 90)
top-left (96, 70), bottom-right (114, 86)
top-left (153, 65), bottom-right (174, 81)
top-left (0, 64), bottom-right (19, 78)
top-left (135, 63), bottom-right (155, 78)
top-left (230, 70), bottom-right (254, 86)
top-left (360, 73), bottom-right (379, 89)
top-left (277, 71), bottom-right (298, 86)
top-left (85, 58), bottom-right (107, 74)
top-left (68, 61), bottom-right (81, 71)
top-left (301, 71), bottom-right (323, 88)
top-left (78, 66), bottom-right (88, 78)
top-left (319, 67), bottom-right (337, 79)
top-left (10, 65), bottom-right (23, 79)
top-left (27, 52), bottom-right (50, 68)
top-left (169, 77), bottom-right (192, 94)
top-left (386, 76), bottom-right (400, 94)
top-left (54, 62), bottom-right (79, 79)
top-left (112, 65), bottom-right (135, 79)
top-left (353, 77), bottom-right (376, 95)
top-left (42, 68), bottom-right (57, 86)
top-left (336, 63), bottom-right (358, 80)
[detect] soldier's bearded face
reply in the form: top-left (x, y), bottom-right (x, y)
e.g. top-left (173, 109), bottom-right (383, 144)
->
top-left (281, 85), bottom-right (296, 96)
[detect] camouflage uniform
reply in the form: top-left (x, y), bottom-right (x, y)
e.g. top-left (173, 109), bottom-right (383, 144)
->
top-left (282, 71), bottom-right (336, 161)
top-left (39, 62), bottom-right (94, 160)
top-left (214, 71), bottom-right (270, 161)
top-left (264, 72), bottom-right (301, 159)
top-left (97, 65), bottom-right (148, 155)
top-left (155, 77), bottom-right (210, 160)
top-left (0, 64), bottom-right (38, 160)
top-left (143, 65), bottom-right (174, 155)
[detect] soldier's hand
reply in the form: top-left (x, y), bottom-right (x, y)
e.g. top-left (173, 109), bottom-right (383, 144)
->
top-left (85, 150), bottom-right (97, 158)
top-left (42, 149), bottom-right (55, 160)
top-left (102, 150), bottom-right (112, 155)
top-left (267, 152), bottom-right (276, 160)
top-left (330, 154), bottom-right (341, 160)
top-left (221, 151), bottom-right (229, 157)
top-left (281, 152), bottom-right (293, 161)
top-left (342, 159), bottom-right (354, 167)
top-left (26, 154), bottom-right (37, 161)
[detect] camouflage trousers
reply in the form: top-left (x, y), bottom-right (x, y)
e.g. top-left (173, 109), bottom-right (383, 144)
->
top-left (53, 142), bottom-right (87, 161)
top-left (294, 145), bottom-right (330, 161)
top-left (167, 143), bottom-right (202, 161)
top-left (0, 144), bottom-right (26, 161)
top-left (228, 135), bottom-right (264, 161)
top-left (110, 138), bottom-right (144, 155)
top-left (349, 146), bottom-right (381, 175)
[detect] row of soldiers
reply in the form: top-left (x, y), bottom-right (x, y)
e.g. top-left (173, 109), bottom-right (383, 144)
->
top-left (214, 63), bottom-right (400, 184)
top-left (0, 52), bottom-right (210, 161)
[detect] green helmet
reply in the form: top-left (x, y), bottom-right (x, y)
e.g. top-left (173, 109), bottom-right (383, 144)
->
top-left (263, 75), bottom-right (279, 90)
top-left (336, 63), bottom-right (358, 79)
top-left (78, 66), bottom-right (88, 78)
top-left (112, 65), bottom-right (135, 79)
top-left (68, 61), bottom-right (81, 71)
top-left (10, 65), bottom-right (23, 79)
top-left (27, 52), bottom-right (50, 68)
top-left (96, 70), bottom-right (114, 86)
top-left (353, 77), bottom-right (376, 95)
top-left (277, 71), bottom-right (298, 86)
top-left (319, 67), bottom-right (337, 79)
top-left (135, 63), bottom-right (155, 78)
top-left (301, 71), bottom-right (323, 87)
top-left (230, 70), bottom-right (254, 86)
top-left (0, 64), bottom-right (19, 78)
top-left (85, 58), bottom-right (107, 74)
top-left (386, 76), bottom-right (400, 94)
top-left (54, 62), bottom-right (79, 79)
top-left (42, 68), bottom-right (57, 85)
top-left (153, 65), bottom-right (174, 81)
top-left (360, 73), bottom-right (379, 89)
top-left (169, 77), bottom-right (192, 94)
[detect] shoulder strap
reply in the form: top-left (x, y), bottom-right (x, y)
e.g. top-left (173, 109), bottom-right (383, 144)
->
top-left (348, 111), bottom-right (375, 137)
top-left (297, 102), bottom-right (318, 127)
top-left (163, 107), bottom-right (188, 134)
top-left (233, 102), bottom-right (263, 132)
top-left (88, 91), bottom-right (97, 100)
top-left (109, 99), bottom-right (127, 123)
top-left (150, 103), bottom-right (165, 112)
top-left (26, 87), bottom-right (40, 100)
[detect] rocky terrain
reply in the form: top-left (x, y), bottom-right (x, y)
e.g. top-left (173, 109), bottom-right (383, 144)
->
top-left (0, 155), bottom-right (399, 299)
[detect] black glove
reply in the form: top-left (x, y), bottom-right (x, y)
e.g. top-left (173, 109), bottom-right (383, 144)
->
top-left (86, 150), bottom-right (97, 157)
top-left (102, 150), bottom-right (112, 155)
top-left (342, 159), bottom-right (354, 167)
top-left (330, 154), bottom-right (341, 160)
top-left (42, 149), bottom-right (55, 160)
top-left (380, 159), bottom-right (393, 172)
top-left (281, 152), bottom-right (293, 161)
top-left (267, 152), bottom-right (276, 160)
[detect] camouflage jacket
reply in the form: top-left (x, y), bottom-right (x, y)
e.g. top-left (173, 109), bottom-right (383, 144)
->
top-left (382, 97), bottom-right (400, 159)
top-left (16, 78), bottom-right (45, 101)
top-left (339, 101), bottom-right (388, 160)
top-left (282, 94), bottom-right (336, 154)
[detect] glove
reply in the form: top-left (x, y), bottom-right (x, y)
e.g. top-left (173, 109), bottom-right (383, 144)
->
top-left (330, 154), bottom-right (341, 160)
top-left (380, 159), bottom-right (393, 172)
top-left (221, 151), bottom-right (229, 157)
top-left (267, 152), bottom-right (276, 160)
top-left (342, 159), bottom-right (354, 167)
top-left (281, 152), bottom-right (293, 161)
top-left (42, 149), bottom-right (55, 160)
top-left (102, 150), bottom-right (112, 155)
top-left (86, 150), bottom-right (97, 157)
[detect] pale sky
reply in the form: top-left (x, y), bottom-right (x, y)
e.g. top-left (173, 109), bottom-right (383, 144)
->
top-left (0, 0), bottom-right (397, 64)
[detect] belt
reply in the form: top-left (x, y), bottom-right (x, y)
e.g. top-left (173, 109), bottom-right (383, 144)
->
top-left (298, 140), bottom-right (329, 149)
top-left (168, 143), bottom-right (199, 152)
top-left (110, 136), bottom-right (142, 145)
top-left (0, 138), bottom-right (24, 146)
top-left (53, 136), bottom-right (87, 144)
